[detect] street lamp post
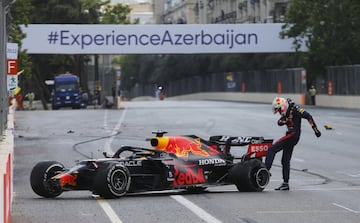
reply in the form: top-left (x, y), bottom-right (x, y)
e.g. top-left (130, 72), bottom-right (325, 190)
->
top-left (94, 54), bottom-right (101, 107)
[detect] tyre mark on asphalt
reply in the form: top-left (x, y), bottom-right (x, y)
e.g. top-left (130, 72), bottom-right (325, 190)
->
top-left (71, 109), bottom-right (126, 159)
top-left (273, 164), bottom-right (332, 186)
top-left (239, 218), bottom-right (258, 223)
top-left (72, 131), bottom-right (122, 159)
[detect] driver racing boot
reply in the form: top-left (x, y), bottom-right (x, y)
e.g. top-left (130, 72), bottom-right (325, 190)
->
top-left (275, 182), bottom-right (289, 191)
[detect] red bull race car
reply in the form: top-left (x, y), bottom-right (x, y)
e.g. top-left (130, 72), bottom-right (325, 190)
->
top-left (30, 132), bottom-right (273, 199)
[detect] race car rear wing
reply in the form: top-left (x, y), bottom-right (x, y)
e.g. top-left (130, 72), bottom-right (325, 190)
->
top-left (209, 136), bottom-right (266, 146)
top-left (209, 135), bottom-right (273, 159)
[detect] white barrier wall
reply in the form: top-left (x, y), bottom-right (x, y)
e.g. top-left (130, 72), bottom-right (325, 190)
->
top-left (168, 92), bottom-right (305, 105)
top-left (316, 95), bottom-right (360, 109)
top-left (0, 101), bottom-right (15, 223)
top-left (167, 92), bottom-right (359, 109)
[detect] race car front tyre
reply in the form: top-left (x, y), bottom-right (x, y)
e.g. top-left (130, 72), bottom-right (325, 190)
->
top-left (228, 159), bottom-right (270, 192)
top-left (30, 161), bottom-right (65, 198)
top-left (93, 163), bottom-right (131, 198)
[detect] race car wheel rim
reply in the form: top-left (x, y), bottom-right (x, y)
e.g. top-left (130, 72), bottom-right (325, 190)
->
top-left (44, 164), bottom-right (64, 194)
top-left (255, 168), bottom-right (270, 189)
top-left (110, 169), bottom-right (128, 191)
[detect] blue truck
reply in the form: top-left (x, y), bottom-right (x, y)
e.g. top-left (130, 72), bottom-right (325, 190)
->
top-left (52, 74), bottom-right (81, 110)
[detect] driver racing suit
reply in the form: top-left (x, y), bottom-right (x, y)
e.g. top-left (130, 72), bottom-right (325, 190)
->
top-left (265, 101), bottom-right (321, 187)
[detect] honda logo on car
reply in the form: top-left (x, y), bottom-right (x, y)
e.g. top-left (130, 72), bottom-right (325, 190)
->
top-left (198, 158), bottom-right (226, 166)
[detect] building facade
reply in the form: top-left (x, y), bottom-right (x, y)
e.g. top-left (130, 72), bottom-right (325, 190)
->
top-left (163, 0), bottom-right (198, 24)
top-left (111, 0), bottom-right (154, 24)
top-left (153, 0), bottom-right (289, 24)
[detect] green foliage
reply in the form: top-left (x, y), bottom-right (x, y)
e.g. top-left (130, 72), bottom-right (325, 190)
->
top-left (101, 4), bottom-right (132, 24)
top-left (281, 0), bottom-right (360, 76)
top-left (10, 0), bottom-right (33, 79)
top-left (11, 0), bottom-right (131, 101)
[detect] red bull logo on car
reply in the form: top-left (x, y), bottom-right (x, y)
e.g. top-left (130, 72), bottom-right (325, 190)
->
top-left (173, 166), bottom-right (205, 186)
top-left (151, 136), bottom-right (210, 157)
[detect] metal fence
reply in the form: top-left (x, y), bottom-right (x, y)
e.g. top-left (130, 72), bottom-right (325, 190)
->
top-left (325, 65), bottom-right (360, 95)
top-left (129, 68), bottom-right (308, 98)
top-left (129, 65), bottom-right (360, 99)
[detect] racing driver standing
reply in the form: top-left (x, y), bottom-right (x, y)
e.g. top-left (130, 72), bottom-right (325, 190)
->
top-left (265, 97), bottom-right (321, 190)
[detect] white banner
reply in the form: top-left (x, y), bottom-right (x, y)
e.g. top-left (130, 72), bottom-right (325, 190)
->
top-left (6, 43), bottom-right (18, 59)
top-left (6, 43), bottom-right (19, 92)
top-left (21, 24), bottom-right (306, 54)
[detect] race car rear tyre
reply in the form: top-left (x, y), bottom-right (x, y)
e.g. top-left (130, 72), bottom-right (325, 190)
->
top-left (30, 161), bottom-right (65, 198)
top-left (93, 163), bottom-right (131, 199)
top-left (228, 159), bottom-right (270, 192)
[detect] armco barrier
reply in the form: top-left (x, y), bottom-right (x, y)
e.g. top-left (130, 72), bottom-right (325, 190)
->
top-left (0, 101), bottom-right (15, 223)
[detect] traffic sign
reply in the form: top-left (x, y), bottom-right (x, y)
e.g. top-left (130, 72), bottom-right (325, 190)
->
top-left (6, 59), bottom-right (18, 75)
top-left (7, 75), bottom-right (17, 91)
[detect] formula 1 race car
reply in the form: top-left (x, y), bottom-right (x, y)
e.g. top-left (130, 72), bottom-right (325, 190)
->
top-left (30, 132), bottom-right (273, 198)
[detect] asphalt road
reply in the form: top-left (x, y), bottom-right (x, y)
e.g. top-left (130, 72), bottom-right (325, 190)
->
top-left (12, 100), bottom-right (360, 223)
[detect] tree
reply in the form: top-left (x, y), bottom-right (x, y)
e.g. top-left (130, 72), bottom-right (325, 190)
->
top-left (281, 0), bottom-right (360, 77)
top-left (9, 0), bottom-right (33, 91)
top-left (101, 4), bottom-right (132, 24)
top-left (16, 0), bottom-right (131, 108)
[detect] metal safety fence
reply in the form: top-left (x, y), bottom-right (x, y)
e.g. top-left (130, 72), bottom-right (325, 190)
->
top-left (129, 68), bottom-right (307, 98)
top-left (129, 65), bottom-right (360, 99)
top-left (325, 65), bottom-right (360, 95)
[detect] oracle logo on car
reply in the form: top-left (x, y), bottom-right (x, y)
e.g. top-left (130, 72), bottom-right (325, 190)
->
top-left (173, 166), bottom-right (205, 186)
top-left (119, 160), bottom-right (142, 167)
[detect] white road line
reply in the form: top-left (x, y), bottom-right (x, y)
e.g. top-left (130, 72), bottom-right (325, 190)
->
top-left (348, 173), bottom-right (360, 177)
top-left (294, 187), bottom-right (360, 191)
top-left (332, 203), bottom-right (359, 214)
top-left (97, 198), bottom-right (124, 223)
top-left (171, 195), bottom-right (223, 223)
top-left (337, 170), bottom-right (360, 178)
top-left (98, 109), bottom-right (127, 223)
top-left (103, 110), bottom-right (109, 132)
top-left (103, 109), bottom-right (127, 154)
